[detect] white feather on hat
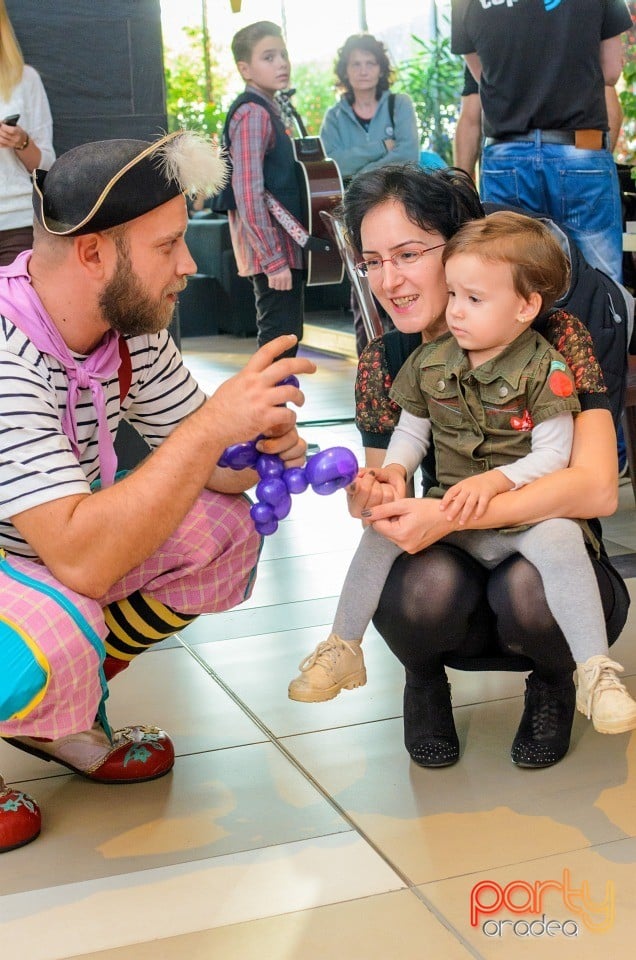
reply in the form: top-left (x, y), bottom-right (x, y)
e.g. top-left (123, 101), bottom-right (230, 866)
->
top-left (156, 130), bottom-right (229, 198)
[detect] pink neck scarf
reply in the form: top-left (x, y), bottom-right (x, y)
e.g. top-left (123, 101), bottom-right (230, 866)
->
top-left (0, 250), bottom-right (122, 487)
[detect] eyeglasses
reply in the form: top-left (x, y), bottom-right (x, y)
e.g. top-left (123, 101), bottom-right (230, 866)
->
top-left (354, 243), bottom-right (446, 277)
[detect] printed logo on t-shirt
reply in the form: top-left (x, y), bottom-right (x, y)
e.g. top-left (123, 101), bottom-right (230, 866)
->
top-left (478, 0), bottom-right (563, 8)
top-left (479, 0), bottom-right (521, 9)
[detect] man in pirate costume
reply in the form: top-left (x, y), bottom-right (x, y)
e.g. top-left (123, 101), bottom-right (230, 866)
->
top-left (0, 130), bottom-right (315, 852)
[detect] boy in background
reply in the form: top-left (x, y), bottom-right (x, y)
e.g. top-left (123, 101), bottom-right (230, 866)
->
top-left (219, 21), bottom-right (304, 358)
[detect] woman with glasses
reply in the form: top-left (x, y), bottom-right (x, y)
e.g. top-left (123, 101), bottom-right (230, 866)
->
top-left (289, 162), bottom-right (629, 770)
top-left (319, 33), bottom-right (420, 354)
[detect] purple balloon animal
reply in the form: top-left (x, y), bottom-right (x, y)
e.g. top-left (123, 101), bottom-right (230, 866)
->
top-left (218, 377), bottom-right (357, 535)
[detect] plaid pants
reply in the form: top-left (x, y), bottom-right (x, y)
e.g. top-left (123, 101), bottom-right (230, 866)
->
top-left (0, 490), bottom-right (260, 740)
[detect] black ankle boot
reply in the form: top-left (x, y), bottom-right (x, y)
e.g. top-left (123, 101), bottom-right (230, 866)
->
top-left (403, 673), bottom-right (460, 768)
top-left (511, 673), bottom-right (575, 768)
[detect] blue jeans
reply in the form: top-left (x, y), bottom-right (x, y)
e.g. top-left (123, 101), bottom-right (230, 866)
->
top-left (480, 135), bottom-right (623, 283)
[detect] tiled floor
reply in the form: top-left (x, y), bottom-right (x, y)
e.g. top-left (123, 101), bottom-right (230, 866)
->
top-left (2, 332), bottom-right (636, 959)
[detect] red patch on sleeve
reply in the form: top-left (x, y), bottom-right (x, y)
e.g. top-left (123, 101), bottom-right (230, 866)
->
top-left (548, 369), bottom-right (574, 397)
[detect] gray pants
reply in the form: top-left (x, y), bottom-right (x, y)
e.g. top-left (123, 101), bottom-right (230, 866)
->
top-left (333, 518), bottom-right (606, 664)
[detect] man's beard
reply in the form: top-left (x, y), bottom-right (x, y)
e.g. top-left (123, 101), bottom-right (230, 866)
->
top-left (99, 245), bottom-right (184, 337)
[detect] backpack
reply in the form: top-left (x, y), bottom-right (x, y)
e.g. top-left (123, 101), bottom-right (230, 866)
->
top-left (484, 202), bottom-right (635, 427)
top-left (553, 227), bottom-right (633, 427)
top-left (387, 92), bottom-right (395, 134)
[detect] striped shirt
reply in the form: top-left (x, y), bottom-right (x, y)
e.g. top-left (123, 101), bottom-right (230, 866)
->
top-left (0, 315), bottom-right (205, 557)
top-left (227, 90), bottom-right (303, 278)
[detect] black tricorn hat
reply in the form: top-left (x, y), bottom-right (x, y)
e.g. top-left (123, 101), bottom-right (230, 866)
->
top-left (33, 130), bottom-right (228, 236)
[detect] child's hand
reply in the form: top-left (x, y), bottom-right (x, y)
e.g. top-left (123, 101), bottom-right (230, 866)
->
top-left (359, 464), bottom-right (406, 521)
top-left (356, 467), bottom-right (395, 505)
top-left (376, 463), bottom-right (408, 501)
top-left (268, 267), bottom-right (292, 291)
top-left (439, 470), bottom-right (513, 524)
top-left (346, 465), bottom-right (404, 519)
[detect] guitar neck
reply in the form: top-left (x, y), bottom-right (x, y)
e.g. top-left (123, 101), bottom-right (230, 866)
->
top-left (276, 90), bottom-right (308, 137)
top-left (288, 110), bottom-right (308, 138)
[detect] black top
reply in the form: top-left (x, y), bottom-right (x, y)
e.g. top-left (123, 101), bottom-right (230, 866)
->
top-left (353, 111), bottom-right (372, 132)
top-left (451, 0), bottom-right (631, 137)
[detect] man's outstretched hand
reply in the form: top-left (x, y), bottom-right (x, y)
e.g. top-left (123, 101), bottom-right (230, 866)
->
top-left (209, 335), bottom-right (316, 455)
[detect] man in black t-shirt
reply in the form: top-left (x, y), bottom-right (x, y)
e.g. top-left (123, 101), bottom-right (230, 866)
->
top-left (451, 0), bottom-right (632, 283)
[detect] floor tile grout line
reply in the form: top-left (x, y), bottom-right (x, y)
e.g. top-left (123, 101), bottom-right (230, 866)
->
top-left (175, 632), bottom-right (486, 960)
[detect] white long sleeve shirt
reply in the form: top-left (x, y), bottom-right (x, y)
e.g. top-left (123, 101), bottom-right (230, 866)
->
top-left (387, 408), bottom-right (574, 490)
top-left (0, 65), bottom-right (55, 231)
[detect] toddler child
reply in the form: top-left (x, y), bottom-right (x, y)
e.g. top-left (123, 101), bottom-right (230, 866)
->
top-left (289, 211), bottom-right (636, 737)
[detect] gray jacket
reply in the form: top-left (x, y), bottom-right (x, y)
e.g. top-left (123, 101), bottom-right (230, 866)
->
top-left (319, 90), bottom-right (420, 181)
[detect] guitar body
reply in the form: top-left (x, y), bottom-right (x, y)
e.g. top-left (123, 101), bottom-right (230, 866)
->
top-left (292, 137), bottom-right (344, 286)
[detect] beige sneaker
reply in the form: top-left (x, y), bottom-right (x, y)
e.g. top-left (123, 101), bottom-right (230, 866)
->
top-left (576, 655), bottom-right (636, 734)
top-left (288, 633), bottom-right (367, 702)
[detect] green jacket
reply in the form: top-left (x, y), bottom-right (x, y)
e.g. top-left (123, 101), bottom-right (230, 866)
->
top-left (390, 329), bottom-right (580, 490)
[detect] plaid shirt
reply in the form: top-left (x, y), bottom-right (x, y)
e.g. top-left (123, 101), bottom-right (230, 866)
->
top-left (227, 88), bottom-right (303, 278)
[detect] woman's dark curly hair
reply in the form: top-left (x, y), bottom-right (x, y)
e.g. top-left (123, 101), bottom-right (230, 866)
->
top-left (341, 163), bottom-right (486, 255)
top-left (334, 34), bottom-right (394, 102)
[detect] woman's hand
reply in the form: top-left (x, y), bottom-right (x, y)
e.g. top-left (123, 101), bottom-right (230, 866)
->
top-left (0, 121), bottom-right (26, 151)
top-left (362, 497), bottom-right (460, 553)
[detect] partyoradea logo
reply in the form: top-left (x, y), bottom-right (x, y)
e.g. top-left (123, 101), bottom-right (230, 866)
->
top-left (470, 868), bottom-right (614, 937)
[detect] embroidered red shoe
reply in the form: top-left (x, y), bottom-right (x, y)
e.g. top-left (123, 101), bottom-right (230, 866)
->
top-left (5, 723), bottom-right (175, 784)
top-left (0, 777), bottom-right (41, 853)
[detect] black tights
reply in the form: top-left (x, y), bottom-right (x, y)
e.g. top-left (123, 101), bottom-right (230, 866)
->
top-left (373, 542), bottom-right (629, 685)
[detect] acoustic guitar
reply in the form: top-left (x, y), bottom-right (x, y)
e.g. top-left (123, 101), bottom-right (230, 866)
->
top-left (277, 91), bottom-right (345, 287)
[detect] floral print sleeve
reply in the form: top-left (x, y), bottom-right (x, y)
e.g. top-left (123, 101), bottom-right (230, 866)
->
top-left (355, 338), bottom-right (401, 448)
top-left (542, 310), bottom-right (607, 400)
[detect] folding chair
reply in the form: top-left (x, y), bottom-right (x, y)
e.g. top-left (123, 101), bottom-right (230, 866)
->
top-left (320, 209), bottom-right (385, 344)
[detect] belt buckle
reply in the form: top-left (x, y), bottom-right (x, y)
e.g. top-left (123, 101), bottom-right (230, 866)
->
top-left (574, 129), bottom-right (603, 150)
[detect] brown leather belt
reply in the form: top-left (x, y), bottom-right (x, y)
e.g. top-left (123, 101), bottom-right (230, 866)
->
top-left (483, 129), bottom-right (607, 150)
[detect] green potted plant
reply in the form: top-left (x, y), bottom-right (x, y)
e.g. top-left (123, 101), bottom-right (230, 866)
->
top-left (617, 4), bottom-right (636, 179)
top-left (394, 30), bottom-right (464, 165)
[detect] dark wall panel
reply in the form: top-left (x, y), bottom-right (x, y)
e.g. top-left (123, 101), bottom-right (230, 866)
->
top-left (5, 2), bottom-right (172, 468)
top-left (6, 0), bottom-right (167, 154)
